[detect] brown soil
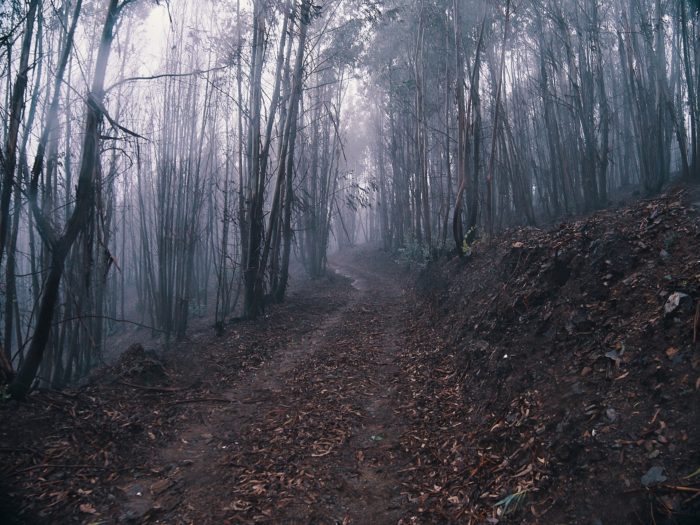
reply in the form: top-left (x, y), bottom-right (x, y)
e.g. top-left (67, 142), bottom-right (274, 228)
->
top-left (0, 250), bottom-right (419, 524)
top-left (1, 191), bottom-right (700, 525)
top-left (403, 190), bottom-right (700, 523)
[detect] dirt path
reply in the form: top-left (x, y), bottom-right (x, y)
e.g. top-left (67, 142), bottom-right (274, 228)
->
top-left (115, 250), bottom-right (416, 524)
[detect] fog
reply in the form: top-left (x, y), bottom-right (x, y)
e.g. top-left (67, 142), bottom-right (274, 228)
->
top-left (1, 0), bottom-right (698, 396)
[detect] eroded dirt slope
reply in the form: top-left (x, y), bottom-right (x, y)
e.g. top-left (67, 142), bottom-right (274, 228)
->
top-left (402, 190), bottom-right (700, 523)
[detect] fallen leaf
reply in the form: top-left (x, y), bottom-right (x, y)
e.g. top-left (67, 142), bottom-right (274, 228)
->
top-left (664, 292), bottom-right (690, 315)
top-left (641, 466), bottom-right (667, 486)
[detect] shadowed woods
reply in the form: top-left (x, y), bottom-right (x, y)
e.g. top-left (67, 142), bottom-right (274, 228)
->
top-left (2, 191), bottom-right (700, 524)
top-left (2, 0), bottom-right (700, 523)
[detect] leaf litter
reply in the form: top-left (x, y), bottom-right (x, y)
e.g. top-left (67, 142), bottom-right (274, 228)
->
top-left (402, 190), bottom-right (700, 523)
top-left (1, 192), bottom-right (699, 524)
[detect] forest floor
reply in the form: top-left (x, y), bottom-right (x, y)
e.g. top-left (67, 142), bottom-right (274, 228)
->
top-left (0, 249), bottom-right (422, 524)
top-left (2, 190), bottom-right (700, 524)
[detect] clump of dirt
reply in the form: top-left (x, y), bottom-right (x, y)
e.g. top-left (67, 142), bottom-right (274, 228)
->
top-left (401, 190), bottom-right (700, 524)
top-left (109, 343), bottom-right (169, 385)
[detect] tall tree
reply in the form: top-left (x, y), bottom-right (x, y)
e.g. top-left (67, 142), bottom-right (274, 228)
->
top-left (10, 0), bottom-right (132, 399)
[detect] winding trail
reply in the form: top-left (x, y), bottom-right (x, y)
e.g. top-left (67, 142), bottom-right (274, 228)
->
top-left (117, 250), bottom-right (416, 524)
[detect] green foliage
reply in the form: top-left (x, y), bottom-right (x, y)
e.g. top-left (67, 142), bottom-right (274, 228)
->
top-left (0, 385), bottom-right (11, 403)
top-left (685, 466), bottom-right (700, 480)
top-left (494, 489), bottom-right (528, 516)
top-left (323, 17), bottom-right (365, 68)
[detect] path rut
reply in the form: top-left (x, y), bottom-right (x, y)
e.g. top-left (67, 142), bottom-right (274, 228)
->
top-left (116, 252), bottom-right (415, 524)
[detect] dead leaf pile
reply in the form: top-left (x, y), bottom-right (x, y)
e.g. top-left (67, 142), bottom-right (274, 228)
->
top-left (401, 191), bottom-right (700, 523)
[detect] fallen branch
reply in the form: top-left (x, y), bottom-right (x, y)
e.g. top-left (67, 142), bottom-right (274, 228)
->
top-left (118, 381), bottom-right (193, 393)
top-left (6, 463), bottom-right (108, 477)
top-left (165, 397), bottom-right (231, 407)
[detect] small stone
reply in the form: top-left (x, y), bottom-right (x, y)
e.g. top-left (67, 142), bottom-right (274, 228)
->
top-left (641, 466), bottom-right (667, 486)
top-left (606, 408), bottom-right (617, 422)
top-left (664, 292), bottom-right (690, 316)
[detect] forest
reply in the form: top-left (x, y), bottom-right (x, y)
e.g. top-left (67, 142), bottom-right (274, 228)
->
top-left (1, 0), bottom-right (700, 523)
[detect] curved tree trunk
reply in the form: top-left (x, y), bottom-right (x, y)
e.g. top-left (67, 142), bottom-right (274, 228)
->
top-left (10, 0), bottom-right (120, 399)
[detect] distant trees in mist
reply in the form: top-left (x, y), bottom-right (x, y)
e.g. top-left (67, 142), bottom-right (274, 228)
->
top-left (1, 0), bottom-right (698, 395)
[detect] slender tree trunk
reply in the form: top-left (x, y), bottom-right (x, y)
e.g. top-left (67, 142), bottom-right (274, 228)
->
top-left (0, 0), bottom-right (40, 269)
top-left (10, 0), bottom-right (120, 399)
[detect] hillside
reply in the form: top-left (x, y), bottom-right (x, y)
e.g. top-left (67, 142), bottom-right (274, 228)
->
top-left (400, 189), bottom-right (700, 523)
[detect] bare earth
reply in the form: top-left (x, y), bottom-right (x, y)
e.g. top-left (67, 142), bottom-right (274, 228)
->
top-left (3, 206), bottom-right (700, 524)
top-left (119, 251), bottom-right (415, 524)
top-left (0, 248), bottom-right (420, 524)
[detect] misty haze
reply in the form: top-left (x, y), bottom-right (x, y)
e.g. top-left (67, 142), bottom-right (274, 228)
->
top-left (1, 0), bottom-right (699, 523)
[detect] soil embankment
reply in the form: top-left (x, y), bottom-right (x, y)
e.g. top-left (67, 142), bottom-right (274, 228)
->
top-left (402, 191), bottom-right (700, 523)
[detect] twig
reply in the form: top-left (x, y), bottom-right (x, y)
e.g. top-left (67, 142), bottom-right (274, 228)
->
top-left (6, 463), bottom-right (107, 477)
top-left (623, 484), bottom-right (700, 495)
top-left (165, 398), bottom-right (231, 407)
top-left (106, 65), bottom-right (229, 92)
top-left (118, 381), bottom-right (193, 393)
top-left (54, 314), bottom-right (165, 333)
top-left (660, 484), bottom-right (700, 494)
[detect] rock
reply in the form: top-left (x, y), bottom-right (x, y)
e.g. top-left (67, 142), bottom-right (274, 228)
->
top-left (664, 292), bottom-right (691, 316)
top-left (606, 408), bottom-right (617, 422)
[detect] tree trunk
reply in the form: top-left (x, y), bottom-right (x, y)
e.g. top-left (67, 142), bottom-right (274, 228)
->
top-left (10, 0), bottom-right (120, 399)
